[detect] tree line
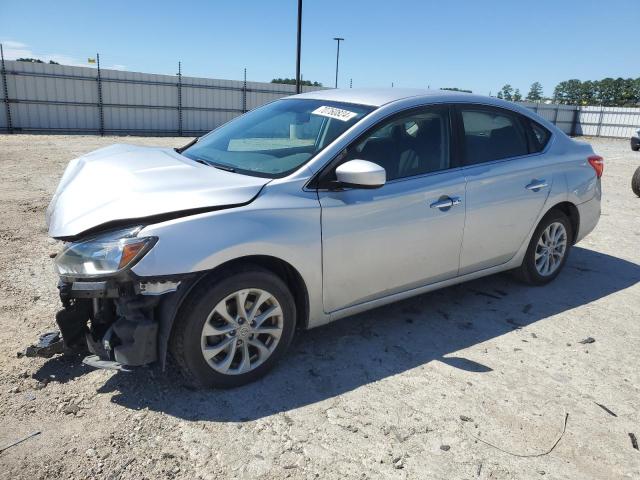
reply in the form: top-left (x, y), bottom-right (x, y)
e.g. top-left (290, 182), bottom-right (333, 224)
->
top-left (271, 78), bottom-right (323, 87)
top-left (497, 78), bottom-right (640, 106)
top-left (16, 57), bottom-right (59, 65)
top-left (552, 77), bottom-right (640, 106)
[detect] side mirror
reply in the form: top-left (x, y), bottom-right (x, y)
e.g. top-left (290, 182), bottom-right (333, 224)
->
top-left (335, 159), bottom-right (386, 189)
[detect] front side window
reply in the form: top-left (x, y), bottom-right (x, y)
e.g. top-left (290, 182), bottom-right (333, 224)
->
top-left (183, 99), bottom-right (373, 177)
top-left (339, 107), bottom-right (451, 181)
top-left (461, 108), bottom-right (528, 165)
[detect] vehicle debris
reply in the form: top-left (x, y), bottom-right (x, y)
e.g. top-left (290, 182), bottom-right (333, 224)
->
top-left (594, 402), bottom-right (617, 417)
top-left (19, 331), bottom-right (65, 358)
top-left (82, 355), bottom-right (132, 372)
top-left (466, 412), bottom-right (569, 458)
top-left (0, 431), bottom-right (41, 455)
top-left (629, 433), bottom-right (639, 451)
top-left (579, 337), bottom-right (596, 344)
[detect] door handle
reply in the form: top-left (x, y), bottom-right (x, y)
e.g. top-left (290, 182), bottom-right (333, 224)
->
top-left (430, 196), bottom-right (462, 210)
top-left (526, 180), bottom-right (548, 191)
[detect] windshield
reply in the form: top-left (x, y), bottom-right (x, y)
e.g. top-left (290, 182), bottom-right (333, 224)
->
top-left (182, 99), bottom-right (374, 177)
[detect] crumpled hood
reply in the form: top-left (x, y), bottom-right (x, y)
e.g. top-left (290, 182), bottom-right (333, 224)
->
top-left (46, 144), bottom-right (270, 238)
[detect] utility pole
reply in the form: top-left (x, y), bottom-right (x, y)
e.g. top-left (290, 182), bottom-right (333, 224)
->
top-left (333, 37), bottom-right (344, 88)
top-left (0, 43), bottom-right (13, 134)
top-left (96, 53), bottom-right (104, 136)
top-left (295, 0), bottom-right (302, 94)
top-left (177, 61), bottom-right (183, 136)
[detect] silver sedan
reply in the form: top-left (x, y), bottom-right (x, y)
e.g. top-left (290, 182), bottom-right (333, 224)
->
top-left (46, 89), bottom-right (602, 387)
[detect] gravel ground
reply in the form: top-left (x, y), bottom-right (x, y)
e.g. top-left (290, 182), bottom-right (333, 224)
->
top-left (0, 134), bottom-right (638, 480)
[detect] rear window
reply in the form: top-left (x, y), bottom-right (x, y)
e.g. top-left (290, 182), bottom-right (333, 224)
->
top-left (461, 108), bottom-right (529, 165)
top-left (529, 121), bottom-right (551, 153)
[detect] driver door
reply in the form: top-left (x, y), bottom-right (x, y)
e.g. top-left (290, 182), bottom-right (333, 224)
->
top-left (318, 105), bottom-right (467, 312)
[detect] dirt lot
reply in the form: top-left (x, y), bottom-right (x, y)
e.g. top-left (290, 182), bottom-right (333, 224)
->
top-left (0, 134), bottom-right (638, 480)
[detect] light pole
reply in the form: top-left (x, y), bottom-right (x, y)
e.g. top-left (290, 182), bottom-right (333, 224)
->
top-left (333, 37), bottom-right (344, 88)
top-left (295, 0), bottom-right (302, 93)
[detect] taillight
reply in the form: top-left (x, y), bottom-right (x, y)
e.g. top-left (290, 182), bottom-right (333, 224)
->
top-left (588, 155), bottom-right (604, 178)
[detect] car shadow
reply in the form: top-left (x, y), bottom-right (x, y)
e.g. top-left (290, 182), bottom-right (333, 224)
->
top-left (34, 246), bottom-right (640, 421)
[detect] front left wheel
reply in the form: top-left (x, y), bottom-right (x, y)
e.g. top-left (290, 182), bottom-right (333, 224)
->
top-left (170, 266), bottom-right (296, 388)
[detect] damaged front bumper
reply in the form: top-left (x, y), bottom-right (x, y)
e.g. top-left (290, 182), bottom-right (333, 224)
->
top-left (50, 273), bottom-right (195, 369)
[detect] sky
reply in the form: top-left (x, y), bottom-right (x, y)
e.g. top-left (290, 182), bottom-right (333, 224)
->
top-left (1, 0), bottom-right (637, 97)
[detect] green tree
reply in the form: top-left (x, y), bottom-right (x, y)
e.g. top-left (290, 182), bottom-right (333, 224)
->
top-left (554, 79), bottom-right (582, 104)
top-left (499, 84), bottom-right (514, 101)
top-left (513, 89), bottom-right (522, 102)
top-left (440, 87), bottom-right (472, 93)
top-left (552, 76), bottom-right (640, 106)
top-left (16, 57), bottom-right (59, 65)
top-left (271, 78), bottom-right (322, 87)
top-left (526, 82), bottom-right (543, 102)
top-left (578, 80), bottom-right (594, 105)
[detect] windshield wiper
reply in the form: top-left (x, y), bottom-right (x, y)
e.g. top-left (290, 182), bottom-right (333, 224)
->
top-left (191, 156), bottom-right (236, 172)
top-left (175, 137), bottom-right (199, 153)
top-left (210, 163), bottom-right (236, 172)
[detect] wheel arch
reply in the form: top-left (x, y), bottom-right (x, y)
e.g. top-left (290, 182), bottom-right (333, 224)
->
top-left (157, 254), bottom-right (310, 369)
top-left (194, 255), bottom-right (311, 330)
top-left (543, 201), bottom-right (580, 244)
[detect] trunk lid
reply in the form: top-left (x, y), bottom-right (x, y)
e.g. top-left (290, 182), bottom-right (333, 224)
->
top-left (47, 144), bottom-right (270, 238)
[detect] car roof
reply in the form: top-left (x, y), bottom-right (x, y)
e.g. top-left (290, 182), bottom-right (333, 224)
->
top-left (290, 88), bottom-right (491, 107)
top-left (288, 88), bottom-right (559, 133)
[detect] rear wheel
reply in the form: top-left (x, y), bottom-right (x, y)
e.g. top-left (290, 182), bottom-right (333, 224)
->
top-left (514, 210), bottom-right (573, 285)
top-left (632, 166), bottom-right (640, 197)
top-left (170, 266), bottom-right (296, 388)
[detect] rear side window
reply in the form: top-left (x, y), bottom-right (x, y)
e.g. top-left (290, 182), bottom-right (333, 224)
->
top-left (528, 120), bottom-right (551, 153)
top-left (460, 108), bottom-right (529, 165)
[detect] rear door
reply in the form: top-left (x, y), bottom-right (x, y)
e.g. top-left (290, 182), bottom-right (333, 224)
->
top-left (318, 105), bottom-right (467, 312)
top-left (456, 105), bottom-right (552, 275)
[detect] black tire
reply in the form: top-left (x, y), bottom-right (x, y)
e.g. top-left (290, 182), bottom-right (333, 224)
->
top-left (632, 166), bottom-right (640, 197)
top-left (632, 144), bottom-right (640, 152)
top-left (170, 265), bottom-right (296, 388)
top-left (514, 209), bottom-right (573, 286)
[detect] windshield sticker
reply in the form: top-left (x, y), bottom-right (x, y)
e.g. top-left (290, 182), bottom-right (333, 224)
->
top-left (312, 105), bottom-right (358, 122)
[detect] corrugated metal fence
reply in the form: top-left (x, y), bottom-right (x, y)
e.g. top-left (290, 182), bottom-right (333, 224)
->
top-left (516, 101), bottom-right (640, 138)
top-left (0, 60), bottom-right (324, 136)
top-left (1, 60), bottom-right (639, 138)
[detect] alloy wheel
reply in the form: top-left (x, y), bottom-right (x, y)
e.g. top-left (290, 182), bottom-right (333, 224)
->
top-left (534, 221), bottom-right (567, 276)
top-left (200, 288), bottom-right (283, 375)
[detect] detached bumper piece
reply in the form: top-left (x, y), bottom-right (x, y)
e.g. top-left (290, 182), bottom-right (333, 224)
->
top-left (21, 331), bottom-right (65, 358)
top-left (82, 354), bottom-right (132, 372)
top-left (42, 278), bottom-right (181, 370)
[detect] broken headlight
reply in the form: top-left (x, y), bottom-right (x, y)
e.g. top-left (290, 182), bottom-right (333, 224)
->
top-left (55, 226), bottom-right (156, 277)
